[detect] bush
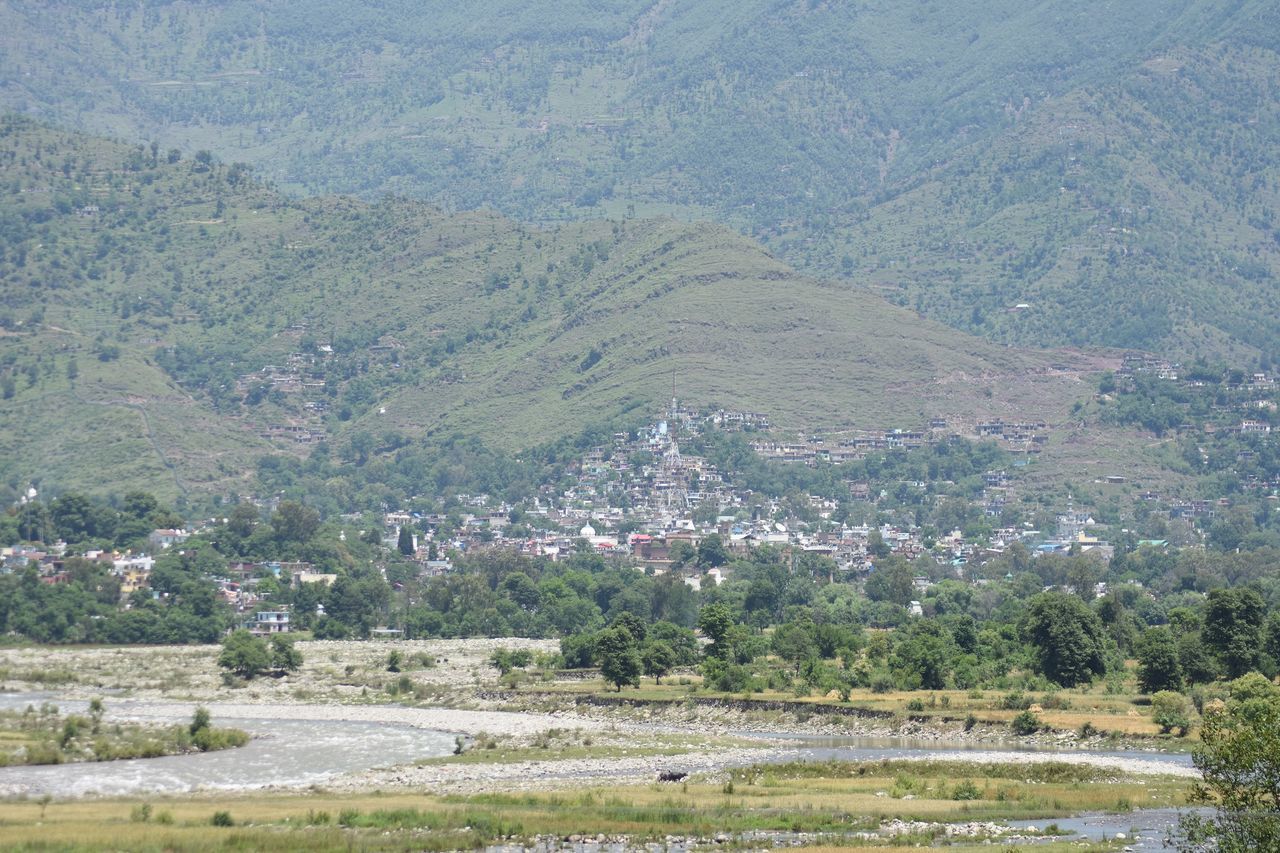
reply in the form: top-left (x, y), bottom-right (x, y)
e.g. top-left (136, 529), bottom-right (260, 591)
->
top-left (952, 779), bottom-right (982, 800)
top-left (870, 672), bottom-right (896, 694)
top-left (1011, 710), bottom-right (1042, 736)
top-left (211, 811), bottom-right (234, 827)
top-left (1000, 691), bottom-right (1031, 710)
top-left (1151, 690), bottom-right (1192, 736)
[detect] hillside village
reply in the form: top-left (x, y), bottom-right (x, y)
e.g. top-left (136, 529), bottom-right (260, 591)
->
top-left (1, 398), bottom-right (1189, 632)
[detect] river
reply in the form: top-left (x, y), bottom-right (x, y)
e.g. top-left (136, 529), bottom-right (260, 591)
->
top-left (0, 693), bottom-right (1197, 848)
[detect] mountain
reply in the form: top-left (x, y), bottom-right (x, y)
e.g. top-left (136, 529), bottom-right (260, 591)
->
top-left (810, 40), bottom-right (1280, 361)
top-left (2, 0), bottom-right (1275, 354)
top-left (0, 116), bottom-right (1099, 500)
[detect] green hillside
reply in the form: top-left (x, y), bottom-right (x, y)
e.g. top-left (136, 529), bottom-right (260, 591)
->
top-left (0, 115), bottom-right (1095, 500)
top-left (809, 41), bottom-right (1280, 360)
top-left (2, 1), bottom-right (1275, 354)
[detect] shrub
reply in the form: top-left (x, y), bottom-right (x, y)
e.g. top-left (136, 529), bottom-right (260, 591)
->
top-left (1011, 710), bottom-right (1042, 736)
top-left (1151, 690), bottom-right (1192, 736)
top-left (952, 779), bottom-right (982, 800)
top-left (1000, 691), bottom-right (1031, 710)
top-left (189, 706), bottom-right (211, 736)
top-left (870, 672), bottom-right (896, 694)
top-left (211, 811), bottom-right (234, 827)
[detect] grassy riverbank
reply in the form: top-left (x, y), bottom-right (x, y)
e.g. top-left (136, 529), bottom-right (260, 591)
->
top-left (0, 640), bottom-right (1198, 747)
top-left (0, 703), bottom-right (248, 766)
top-left (0, 759), bottom-right (1184, 851)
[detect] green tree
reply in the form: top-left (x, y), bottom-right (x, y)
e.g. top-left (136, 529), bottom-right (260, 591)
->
top-left (771, 619), bottom-right (818, 665)
top-left (1020, 592), bottom-right (1107, 687)
top-left (271, 501), bottom-right (320, 544)
top-left (697, 603), bottom-right (734, 660)
top-left (891, 620), bottom-right (954, 690)
top-left (1176, 675), bottom-right (1280, 851)
top-left (610, 611), bottom-right (647, 644)
top-left (217, 630), bottom-right (270, 679)
top-left (1151, 690), bottom-right (1192, 736)
top-left (595, 626), bottom-right (641, 691)
top-left (1137, 627), bottom-right (1185, 694)
top-left (641, 640), bottom-right (676, 684)
top-left (226, 503), bottom-right (260, 540)
top-left (865, 556), bottom-right (913, 606)
top-left (696, 534), bottom-right (729, 568)
top-left (397, 526), bottom-right (415, 556)
top-left (269, 634), bottom-right (302, 672)
top-left (1203, 588), bottom-right (1265, 678)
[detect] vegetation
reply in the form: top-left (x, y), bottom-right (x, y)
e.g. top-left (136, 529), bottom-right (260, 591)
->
top-left (218, 630), bottom-right (303, 679)
top-left (0, 702), bottom-right (247, 766)
top-left (0, 757), bottom-right (1188, 850)
top-left (1176, 675), bottom-right (1280, 851)
top-left (5, 3), bottom-right (1276, 356)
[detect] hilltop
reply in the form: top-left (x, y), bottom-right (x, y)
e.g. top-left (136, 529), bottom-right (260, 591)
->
top-left (0, 116), bottom-right (1098, 500)
top-left (2, 0), bottom-right (1276, 353)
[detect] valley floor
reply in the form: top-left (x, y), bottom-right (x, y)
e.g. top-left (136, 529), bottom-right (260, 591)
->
top-left (0, 640), bottom-right (1195, 850)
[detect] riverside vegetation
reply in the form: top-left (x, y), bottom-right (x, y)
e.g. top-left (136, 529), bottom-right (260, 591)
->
top-left (0, 701), bottom-right (247, 766)
top-left (0, 753), bottom-right (1190, 851)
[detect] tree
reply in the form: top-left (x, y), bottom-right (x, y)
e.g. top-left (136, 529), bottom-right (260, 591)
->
top-left (1176, 675), bottom-right (1280, 851)
top-left (226, 503), bottom-right (260, 539)
top-left (610, 611), bottom-right (647, 644)
top-left (271, 501), bottom-right (320, 544)
top-left (668, 540), bottom-right (695, 569)
top-left (270, 634), bottom-right (303, 672)
top-left (1151, 691), bottom-right (1192, 736)
top-left (397, 526), bottom-right (415, 556)
top-left (891, 620), bottom-right (954, 690)
top-left (772, 619), bottom-right (818, 665)
top-left (641, 640), bottom-right (676, 684)
top-left (697, 603), bottom-right (734, 660)
top-left (1137, 627), bottom-right (1185, 693)
top-left (559, 632), bottom-right (596, 669)
top-left (1020, 592), bottom-right (1107, 687)
top-left (865, 556), bottom-right (913, 606)
top-left (696, 534), bottom-right (729, 568)
top-left (1203, 588), bottom-right (1265, 678)
top-left (217, 630), bottom-right (270, 679)
top-left (649, 620), bottom-right (700, 665)
top-left (595, 626), bottom-right (641, 691)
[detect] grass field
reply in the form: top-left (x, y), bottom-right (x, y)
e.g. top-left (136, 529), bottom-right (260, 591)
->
top-left (0, 759), bottom-right (1184, 851)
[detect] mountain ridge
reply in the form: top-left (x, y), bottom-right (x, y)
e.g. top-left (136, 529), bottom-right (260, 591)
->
top-left (0, 115), bottom-right (1101, 500)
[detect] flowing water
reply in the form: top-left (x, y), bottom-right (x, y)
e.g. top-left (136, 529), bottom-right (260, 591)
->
top-left (0, 694), bottom-right (1196, 847)
top-left (0, 694), bottom-right (456, 797)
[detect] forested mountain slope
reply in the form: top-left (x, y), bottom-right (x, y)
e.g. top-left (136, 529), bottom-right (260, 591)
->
top-left (0, 117), bottom-right (1094, 499)
top-left (2, 1), bottom-right (1275, 354)
top-left (818, 41), bottom-right (1280, 360)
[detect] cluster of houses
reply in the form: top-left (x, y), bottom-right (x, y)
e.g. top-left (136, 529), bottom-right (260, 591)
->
top-left (1, 543), bottom-right (156, 597)
top-left (370, 404), bottom-right (1113, 587)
